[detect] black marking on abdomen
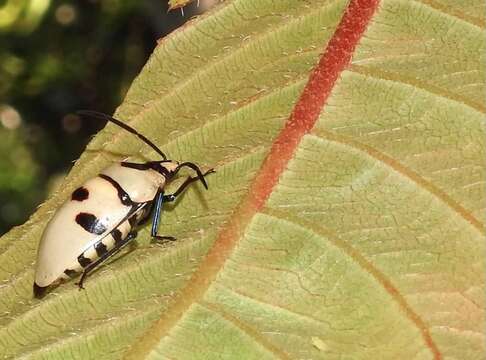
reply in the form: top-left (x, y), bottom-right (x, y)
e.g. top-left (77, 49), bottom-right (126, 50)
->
top-left (137, 204), bottom-right (152, 226)
top-left (99, 174), bottom-right (132, 206)
top-left (71, 187), bottom-right (89, 201)
top-left (112, 229), bottom-right (123, 243)
top-left (78, 254), bottom-right (92, 268)
top-left (75, 213), bottom-right (107, 235)
top-left (128, 214), bottom-right (138, 227)
top-left (95, 241), bottom-right (108, 257)
top-left (64, 269), bottom-right (77, 278)
top-left (33, 282), bottom-right (48, 298)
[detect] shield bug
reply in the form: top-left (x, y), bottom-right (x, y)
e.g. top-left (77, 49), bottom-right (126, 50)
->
top-left (33, 111), bottom-right (213, 298)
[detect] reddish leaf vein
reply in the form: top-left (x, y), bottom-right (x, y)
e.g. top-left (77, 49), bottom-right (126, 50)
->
top-left (122, 1), bottom-right (441, 359)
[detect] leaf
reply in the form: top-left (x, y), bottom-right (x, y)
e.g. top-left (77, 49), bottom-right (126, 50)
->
top-left (0, 0), bottom-right (484, 359)
top-left (168, 0), bottom-right (197, 11)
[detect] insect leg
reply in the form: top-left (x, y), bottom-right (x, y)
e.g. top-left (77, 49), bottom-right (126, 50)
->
top-left (149, 168), bottom-right (214, 243)
top-left (151, 189), bottom-right (176, 242)
top-left (174, 163), bottom-right (214, 189)
top-left (76, 231), bottom-right (137, 289)
top-left (165, 168), bottom-right (215, 201)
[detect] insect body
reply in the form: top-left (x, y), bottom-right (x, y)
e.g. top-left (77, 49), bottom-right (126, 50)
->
top-left (34, 111), bottom-right (213, 298)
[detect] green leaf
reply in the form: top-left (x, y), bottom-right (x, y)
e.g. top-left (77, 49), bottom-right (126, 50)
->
top-left (0, 0), bottom-right (484, 359)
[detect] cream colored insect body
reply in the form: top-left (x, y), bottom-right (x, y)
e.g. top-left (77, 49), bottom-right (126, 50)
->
top-left (34, 111), bottom-right (213, 298)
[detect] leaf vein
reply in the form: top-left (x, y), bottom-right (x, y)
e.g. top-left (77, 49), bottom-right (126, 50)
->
top-left (310, 131), bottom-right (485, 234)
top-left (261, 208), bottom-right (442, 359)
top-left (199, 301), bottom-right (292, 360)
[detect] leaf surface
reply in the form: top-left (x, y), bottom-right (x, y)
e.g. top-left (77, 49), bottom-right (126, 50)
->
top-left (0, 0), bottom-right (484, 359)
top-left (168, 0), bottom-right (197, 11)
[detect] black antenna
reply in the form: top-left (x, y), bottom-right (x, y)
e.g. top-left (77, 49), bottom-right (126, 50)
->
top-left (77, 110), bottom-right (167, 160)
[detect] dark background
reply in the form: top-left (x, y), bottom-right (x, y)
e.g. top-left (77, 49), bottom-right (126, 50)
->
top-left (0, 0), bottom-right (211, 235)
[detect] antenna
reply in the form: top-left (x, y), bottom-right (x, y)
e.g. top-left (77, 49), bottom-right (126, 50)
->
top-left (77, 110), bottom-right (167, 160)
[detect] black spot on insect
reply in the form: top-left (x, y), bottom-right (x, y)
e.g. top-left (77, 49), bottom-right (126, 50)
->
top-left (78, 254), bottom-right (92, 268)
top-left (71, 187), bottom-right (89, 201)
top-left (99, 174), bottom-right (132, 206)
top-left (64, 269), bottom-right (77, 278)
top-left (75, 213), bottom-right (107, 235)
top-left (137, 207), bottom-right (152, 226)
top-left (33, 282), bottom-right (48, 298)
top-left (128, 214), bottom-right (138, 227)
top-left (112, 229), bottom-right (123, 244)
top-left (95, 242), bottom-right (108, 257)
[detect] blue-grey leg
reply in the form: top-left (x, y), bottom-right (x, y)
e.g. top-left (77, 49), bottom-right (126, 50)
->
top-left (151, 169), bottom-right (214, 242)
top-left (151, 190), bottom-right (176, 242)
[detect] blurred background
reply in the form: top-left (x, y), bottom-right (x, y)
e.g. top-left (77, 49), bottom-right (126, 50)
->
top-left (0, 0), bottom-right (214, 235)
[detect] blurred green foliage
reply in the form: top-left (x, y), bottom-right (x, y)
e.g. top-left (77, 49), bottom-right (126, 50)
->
top-left (0, 125), bottom-right (39, 227)
top-left (0, 0), bottom-right (206, 235)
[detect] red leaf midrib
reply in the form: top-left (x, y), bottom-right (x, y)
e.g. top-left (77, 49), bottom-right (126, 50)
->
top-left (248, 0), bottom-right (382, 211)
top-left (123, 1), bottom-right (441, 359)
